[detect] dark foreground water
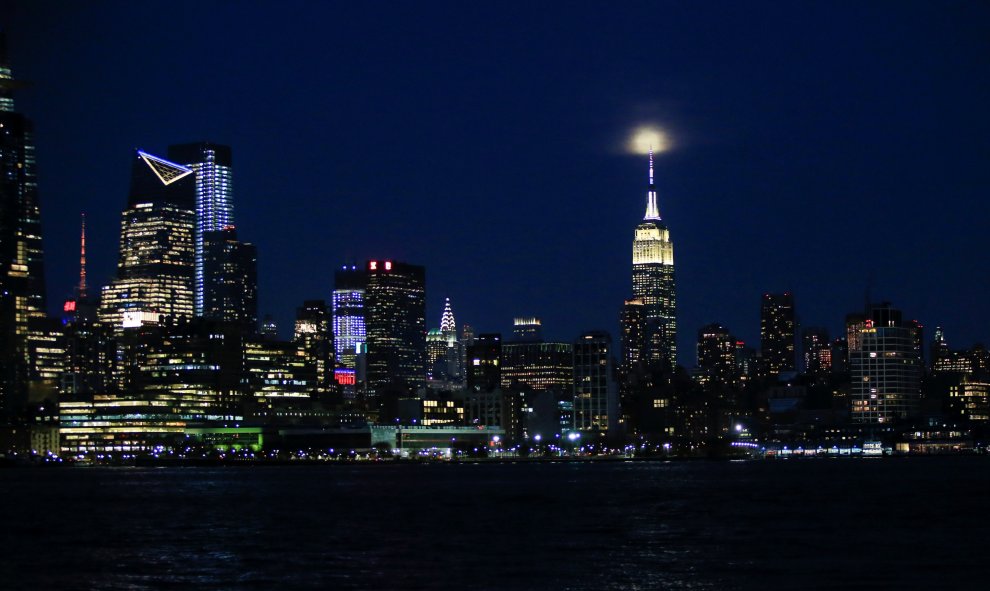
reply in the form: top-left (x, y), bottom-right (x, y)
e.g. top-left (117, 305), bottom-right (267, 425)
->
top-left (1, 458), bottom-right (988, 590)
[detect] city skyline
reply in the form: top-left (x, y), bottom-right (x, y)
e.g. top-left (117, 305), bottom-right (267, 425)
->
top-left (4, 2), bottom-right (990, 357)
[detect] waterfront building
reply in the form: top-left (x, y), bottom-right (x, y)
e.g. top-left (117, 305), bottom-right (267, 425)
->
top-left (760, 293), bottom-right (796, 375)
top-left (202, 227), bottom-right (257, 332)
top-left (850, 303), bottom-right (923, 423)
top-left (167, 142), bottom-right (233, 317)
top-left (99, 150), bottom-right (195, 333)
top-left (948, 377), bottom-right (990, 422)
top-left (631, 150), bottom-right (677, 368)
top-left (243, 337), bottom-right (316, 402)
top-left (466, 333), bottom-right (502, 393)
top-left (0, 39), bottom-right (47, 418)
top-left (364, 260), bottom-right (426, 395)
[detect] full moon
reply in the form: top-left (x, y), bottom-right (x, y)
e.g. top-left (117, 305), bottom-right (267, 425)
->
top-left (628, 126), bottom-right (672, 155)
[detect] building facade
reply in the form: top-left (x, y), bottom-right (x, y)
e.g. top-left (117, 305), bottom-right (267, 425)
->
top-left (573, 331), bottom-right (618, 435)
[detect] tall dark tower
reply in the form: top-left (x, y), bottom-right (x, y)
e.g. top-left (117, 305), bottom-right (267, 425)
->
top-left (167, 142), bottom-right (233, 317)
top-left (99, 151), bottom-right (196, 332)
top-left (0, 35), bottom-right (47, 417)
top-left (631, 150), bottom-right (676, 368)
top-left (760, 293), bottom-right (796, 375)
top-left (202, 227), bottom-right (257, 332)
top-left (364, 260), bottom-right (426, 395)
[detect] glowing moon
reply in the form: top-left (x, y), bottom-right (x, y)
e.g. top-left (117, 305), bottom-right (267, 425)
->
top-left (628, 126), bottom-right (672, 155)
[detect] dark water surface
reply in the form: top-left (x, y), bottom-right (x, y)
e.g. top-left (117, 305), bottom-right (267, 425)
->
top-left (1, 458), bottom-right (988, 590)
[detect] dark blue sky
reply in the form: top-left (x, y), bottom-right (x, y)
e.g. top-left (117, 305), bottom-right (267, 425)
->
top-left (5, 1), bottom-right (990, 361)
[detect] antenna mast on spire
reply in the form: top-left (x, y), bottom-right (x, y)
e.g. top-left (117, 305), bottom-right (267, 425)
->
top-left (79, 212), bottom-right (87, 299)
top-left (644, 147), bottom-right (661, 220)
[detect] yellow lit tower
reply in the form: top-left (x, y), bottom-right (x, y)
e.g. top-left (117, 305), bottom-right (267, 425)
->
top-left (631, 148), bottom-right (676, 368)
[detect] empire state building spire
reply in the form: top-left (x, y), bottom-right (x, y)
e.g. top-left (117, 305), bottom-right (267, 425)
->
top-left (78, 213), bottom-right (87, 299)
top-left (644, 148), bottom-right (661, 221)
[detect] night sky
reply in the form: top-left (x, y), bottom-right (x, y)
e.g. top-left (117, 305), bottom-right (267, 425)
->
top-left (5, 1), bottom-right (990, 360)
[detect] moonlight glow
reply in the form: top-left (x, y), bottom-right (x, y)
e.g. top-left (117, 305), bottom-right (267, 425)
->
top-left (628, 127), bottom-right (672, 155)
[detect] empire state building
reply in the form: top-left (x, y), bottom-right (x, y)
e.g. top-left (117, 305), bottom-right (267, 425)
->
top-left (631, 149), bottom-right (676, 367)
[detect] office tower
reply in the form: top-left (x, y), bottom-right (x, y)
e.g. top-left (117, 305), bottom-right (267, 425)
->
top-left (734, 340), bottom-right (757, 378)
top-left (168, 142), bottom-right (233, 317)
top-left (135, 318), bottom-right (245, 418)
top-left (631, 150), bottom-right (676, 367)
top-left (501, 341), bottom-right (573, 392)
top-left (294, 300), bottom-right (334, 398)
top-left (467, 333), bottom-right (502, 393)
top-left (465, 333), bottom-right (501, 394)
top-left (850, 303), bottom-right (923, 423)
top-left (931, 327), bottom-right (949, 373)
top-left (202, 227), bottom-right (257, 332)
top-left (511, 317), bottom-right (543, 342)
top-left (24, 317), bottom-right (65, 402)
top-left (830, 338), bottom-right (849, 375)
top-left (99, 150), bottom-right (195, 332)
top-left (0, 38), bottom-right (47, 417)
top-left (697, 323), bottom-right (736, 384)
top-left (427, 329), bottom-right (448, 381)
top-left (573, 331), bottom-right (618, 435)
top-left (845, 313), bottom-right (867, 356)
top-left (948, 377), bottom-right (990, 422)
top-left (364, 260), bottom-right (426, 394)
top-left (243, 337), bottom-right (315, 401)
top-left (760, 293), bottom-right (796, 375)
top-left (619, 299), bottom-right (646, 380)
top-left (802, 327), bottom-right (831, 377)
top-left (333, 266), bottom-right (367, 376)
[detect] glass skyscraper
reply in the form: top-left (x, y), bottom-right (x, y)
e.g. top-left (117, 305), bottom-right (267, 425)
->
top-left (168, 143), bottom-right (233, 317)
top-left (631, 150), bottom-right (677, 368)
top-left (99, 151), bottom-right (196, 332)
top-left (333, 266), bottom-right (367, 374)
top-left (0, 35), bottom-right (47, 416)
top-left (202, 227), bottom-right (257, 332)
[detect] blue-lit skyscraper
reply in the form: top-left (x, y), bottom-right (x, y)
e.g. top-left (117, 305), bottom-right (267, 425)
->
top-left (333, 266), bottom-right (367, 378)
top-left (168, 143), bottom-right (233, 317)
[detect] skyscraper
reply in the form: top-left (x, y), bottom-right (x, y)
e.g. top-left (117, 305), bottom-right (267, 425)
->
top-left (167, 143), bottom-right (233, 317)
top-left (364, 260), bottom-right (426, 395)
top-left (573, 331), bottom-right (618, 435)
top-left (294, 300), bottom-right (334, 399)
top-left (333, 265), bottom-right (367, 375)
top-left (99, 151), bottom-right (195, 332)
top-left (760, 293), bottom-right (796, 375)
top-left (697, 322), bottom-right (736, 384)
top-left (801, 327), bottom-right (831, 377)
top-left (631, 150), bottom-right (676, 368)
top-left (850, 303), bottom-right (922, 423)
top-left (202, 227), bottom-right (257, 332)
top-left (0, 37), bottom-right (47, 416)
